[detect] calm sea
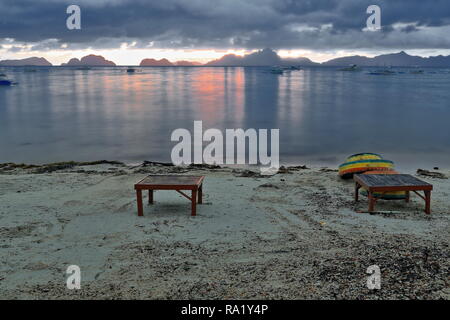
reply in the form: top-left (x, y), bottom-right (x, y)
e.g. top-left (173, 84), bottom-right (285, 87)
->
top-left (1, 66), bottom-right (449, 169)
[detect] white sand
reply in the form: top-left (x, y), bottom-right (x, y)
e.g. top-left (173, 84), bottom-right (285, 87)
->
top-left (0, 163), bottom-right (449, 299)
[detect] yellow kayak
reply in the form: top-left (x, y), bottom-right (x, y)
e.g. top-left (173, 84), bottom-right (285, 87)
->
top-left (346, 153), bottom-right (382, 162)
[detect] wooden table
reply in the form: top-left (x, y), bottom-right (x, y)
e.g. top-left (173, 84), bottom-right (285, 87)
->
top-left (354, 174), bottom-right (433, 214)
top-left (134, 175), bottom-right (205, 216)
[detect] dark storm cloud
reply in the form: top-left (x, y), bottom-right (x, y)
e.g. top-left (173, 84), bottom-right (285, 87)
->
top-left (1, 0), bottom-right (450, 50)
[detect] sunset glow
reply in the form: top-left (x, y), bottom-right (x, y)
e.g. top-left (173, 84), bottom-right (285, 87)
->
top-left (3, 45), bottom-right (450, 66)
top-left (0, 45), bottom-right (254, 66)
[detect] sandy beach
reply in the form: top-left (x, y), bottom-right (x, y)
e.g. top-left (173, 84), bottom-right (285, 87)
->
top-left (0, 161), bottom-right (449, 299)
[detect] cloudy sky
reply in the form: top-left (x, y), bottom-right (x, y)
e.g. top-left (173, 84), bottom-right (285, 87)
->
top-left (1, 0), bottom-right (450, 64)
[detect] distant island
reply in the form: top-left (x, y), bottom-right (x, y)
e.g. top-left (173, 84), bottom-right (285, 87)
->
top-left (61, 54), bottom-right (116, 66)
top-left (323, 51), bottom-right (450, 67)
top-left (205, 49), bottom-right (450, 67)
top-left (2, 49), bottom-right (450, 67)
top-left (140, 58), bottom-right (173, 66)
top-left (0, 57), bottom-right (52, 66)
top-left (205, 48), bottom-right (318, 67)
top-left (140, 58), bottom-right (201, 66)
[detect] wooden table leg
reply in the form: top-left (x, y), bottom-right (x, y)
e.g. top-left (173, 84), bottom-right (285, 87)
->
top-left (191, 190), bottom-right (197, 216)
top-left (136, 190), bottom-right (144, 216)
top-left (148, 190), bottom-right (154, 204)
top-left (198, 185), bottom-right (203, 204)
top-left (368, 191), bottom-right (375, 212)
top-left (424, 191), bottom-right (431, 214)
top-left (355, 182), bottom-right (360, 201)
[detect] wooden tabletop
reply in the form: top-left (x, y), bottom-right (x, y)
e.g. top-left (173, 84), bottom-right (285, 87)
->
top-left (354, 174), bottom-right (432, 190)
top-left (135, 175), bottom-right (204, 188)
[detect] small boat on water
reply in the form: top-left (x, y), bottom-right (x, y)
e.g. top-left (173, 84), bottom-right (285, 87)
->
top-left (282, 65), bottom-right (302, 71)
top-left (0, 74), bottom-right (17, 86)
top-left (270, 66), bottom-right (284, 74)
top-left (410, 70), bottom-right (424, 74)
top-left (0, 80), bottom-right (14, 86)
top-left (76, 66), bottom-right (92, 70)
top-left (0, 77), bottom-right (17, 86)
top-left (369, 69), bottom-right (396, 75)
top-left (126, 68), bottom-right (136, 73)
top-left (339, 64), bottom-right (361, 72)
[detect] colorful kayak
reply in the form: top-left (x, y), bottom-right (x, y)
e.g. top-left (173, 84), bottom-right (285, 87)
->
top-left (339, 158), bottom-right (394, 179)
top-left (0, 80), bottom-right (14, 86)
top-left (360, 170), bottom-right (407, 200)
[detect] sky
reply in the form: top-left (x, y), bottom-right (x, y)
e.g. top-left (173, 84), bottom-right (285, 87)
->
top-left (1, 0), bottom-right (450, 65)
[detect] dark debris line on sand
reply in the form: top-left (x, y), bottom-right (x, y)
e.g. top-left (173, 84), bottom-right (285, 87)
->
top-left (417, 169), bottom-right (448, 179)
top-left (0, 160), bottom-right (125, 174)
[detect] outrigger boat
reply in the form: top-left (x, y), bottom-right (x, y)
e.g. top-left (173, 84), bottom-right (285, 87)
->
top-left (369, 69), bottom-right (396, 75)
top-left (0, 79), bottom-right (17, 86)
top-left (283, 65), bottom-right (302, 71)
top-left (76, 66), bottom-right (92, 70)
top-left (339, 64), bottom-right (361, 71)
top-left (0, 80), bottom-right (14, 86)
top-left (0, 74), bottom-right (17, 86)
top-left (269, 66), bottom-right (284, 74)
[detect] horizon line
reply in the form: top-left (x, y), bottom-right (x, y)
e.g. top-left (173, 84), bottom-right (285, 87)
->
top-left (2, 49), bottom-right (450, 67)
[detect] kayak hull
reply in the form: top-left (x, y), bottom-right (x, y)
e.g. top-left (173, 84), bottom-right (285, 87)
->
top-left (360, 170), bottom-right (407, 200)
top-left (339, 158), bottom-right (394, 179)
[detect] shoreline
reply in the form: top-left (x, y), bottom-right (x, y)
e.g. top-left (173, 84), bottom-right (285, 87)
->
top-left (0, 161), bottom-right (449, 299)
top-left (1, 159), bottom-right (447, 177)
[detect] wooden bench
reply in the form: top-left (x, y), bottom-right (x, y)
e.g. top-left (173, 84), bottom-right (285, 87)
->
top-left (134, 175), bottom-right (205, 216)
top-left (354, 174), bottom-right (433, 214)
